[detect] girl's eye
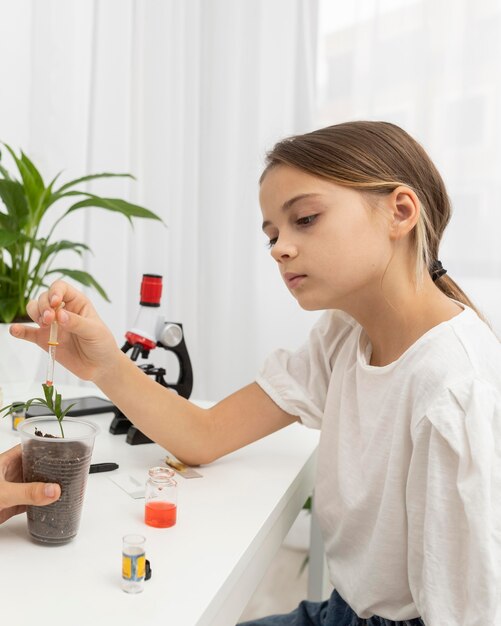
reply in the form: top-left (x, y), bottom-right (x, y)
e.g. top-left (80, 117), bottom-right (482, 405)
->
top-left (296, 214), bottom-right (317, 226)
top-left (266, 237), bottom-right (278, 249)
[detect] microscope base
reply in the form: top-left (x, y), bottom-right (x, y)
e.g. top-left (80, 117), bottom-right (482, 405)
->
top-left (126, 426), bottom-right (153, 445)
top-left (109, 412), bottom-right (132, 435)
top-left (109, 410), bottom-right (154, 444)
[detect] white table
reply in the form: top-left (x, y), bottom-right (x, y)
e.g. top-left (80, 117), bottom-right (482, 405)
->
top-left (0, 384), bottom-right (320, 626)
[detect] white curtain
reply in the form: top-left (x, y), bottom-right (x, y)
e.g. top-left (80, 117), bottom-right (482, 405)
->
top-left (317, 0), bottom-right (501, 334)
top-left (0, 0), bottom-right (320, 399)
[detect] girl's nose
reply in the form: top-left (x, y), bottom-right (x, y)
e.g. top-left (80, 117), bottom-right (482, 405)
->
top-left (270, 238), bottom-right (298, 262)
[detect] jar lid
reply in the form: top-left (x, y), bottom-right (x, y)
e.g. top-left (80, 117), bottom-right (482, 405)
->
top-left (148, 466), bottom-right (175, 482)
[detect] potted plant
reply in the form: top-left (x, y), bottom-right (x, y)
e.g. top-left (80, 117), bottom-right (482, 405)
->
top-left (0, 142), bottom-right (162, 323)
top-left (1, 384), bottom-right (98, 544)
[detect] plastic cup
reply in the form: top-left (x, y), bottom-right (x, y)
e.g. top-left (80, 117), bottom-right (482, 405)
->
top-left (18, 416), bottom-right (98, 544)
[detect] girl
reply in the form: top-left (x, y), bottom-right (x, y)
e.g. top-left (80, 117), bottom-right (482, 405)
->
top-left (12, 121), bottom-right (501, 625)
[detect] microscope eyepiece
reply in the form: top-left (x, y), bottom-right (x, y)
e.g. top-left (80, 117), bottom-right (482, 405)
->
top-left (140, 274), bottom-right (162, 307)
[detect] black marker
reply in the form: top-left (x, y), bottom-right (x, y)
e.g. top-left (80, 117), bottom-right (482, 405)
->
top-left (89, 462), bottom-right (119, 474)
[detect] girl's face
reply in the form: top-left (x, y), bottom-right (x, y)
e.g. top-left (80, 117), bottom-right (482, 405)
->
top-left (259, 165), bottom-right (394, 311)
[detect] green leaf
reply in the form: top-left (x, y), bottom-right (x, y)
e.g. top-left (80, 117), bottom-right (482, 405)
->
top-left (42, 383), bottom-right (54, 408)
top-left (0, 230), bottom-right (34, 246)
top-left (0, 212), bottom-right (14, 231)
top-left (55, 172), bottom-right (134, 194)
top-left (20, 150), bottom-right (45, 191)
top-left (66, 195), bottom-right (163, 223)
top-left (24, 398), bottom-right (47, 412)
top-left (0, 403), bottom-right (15, 418)
top-left (0, 179), bottom-right (29, 227)
top-left (35, 184), bottom-right (55, 221)
top-left (0, 162), bottom-right (12, 180)
top-left (60, 403), bottom-right (77, 419)
top-left (43, 239), bottom-right (89, 254)
top-left (31, 171), bottom-right (63, 220)
top-left (0, 230), bottom-right (20, 248)
top-left (0, 276), bottom-right (16, 285)
top-left (34, 240), bottom-right (90, 265)
top-left (46, 268), bottom-right (110, 301)
top-left (54, 391), bottom-right (62, 416)
top-left (2, 144), bottom-right (44, 214)
top-left (0, 297), bottom-right (20, 323)
top-left (0, 402), bottom-right (25, 418)
top-left (0, 398), bottom-right (47, 419)
top-left (47, 171), bottom-right (63, 190)
top-left (1, 385), bottom-right (68, 438)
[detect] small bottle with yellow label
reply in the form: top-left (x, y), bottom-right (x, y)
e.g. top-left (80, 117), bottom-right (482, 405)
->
top-left (122, 534), bottom-right (146, 593)
top-left (11, 402), bottom-right (26, 432)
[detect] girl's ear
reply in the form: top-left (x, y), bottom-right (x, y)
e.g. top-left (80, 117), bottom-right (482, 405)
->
top-left (388, 186), bottom-right (420, 240)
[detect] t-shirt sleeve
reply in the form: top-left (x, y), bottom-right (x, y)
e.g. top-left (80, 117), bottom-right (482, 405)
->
top-left (256, 310), bottom-right (343, 429)
top-left (407, 378), bottom-right (501, 625)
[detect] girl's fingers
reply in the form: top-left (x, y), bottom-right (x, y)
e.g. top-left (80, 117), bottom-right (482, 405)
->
top-left (26, 281), bottom-right (81, 326)
top-left (48, 280), bottom-right (85, 312)
top-left (26, 293), bottom-right (53, 325)
top-left (56, 308), bottom-right (98, 341)
top-left (51, 281), bottom-right (98, 320)
top-left (9, 323), bottom-right (43, 346)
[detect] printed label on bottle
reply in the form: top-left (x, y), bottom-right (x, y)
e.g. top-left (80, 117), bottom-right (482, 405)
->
top-left (122, 551), bottom-right (145, 581)
top-left (12, 415), bottom-right (25, 431)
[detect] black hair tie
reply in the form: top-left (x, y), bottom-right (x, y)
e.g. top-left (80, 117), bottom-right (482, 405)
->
top-left (431, 259), bottom-right (447, 282)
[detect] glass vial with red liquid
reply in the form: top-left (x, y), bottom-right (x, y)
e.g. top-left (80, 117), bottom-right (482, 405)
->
top-left (145, 467), bottom-right (177, 528)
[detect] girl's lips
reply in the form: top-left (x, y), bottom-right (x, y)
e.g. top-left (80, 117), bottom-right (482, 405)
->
top-left (284, 273), bottom-right (307, 289)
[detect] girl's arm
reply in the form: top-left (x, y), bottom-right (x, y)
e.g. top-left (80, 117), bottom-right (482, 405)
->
top-left (13, 280), bottom-right (298, 466)
top-left (96, 352), bottom-right (298, 465)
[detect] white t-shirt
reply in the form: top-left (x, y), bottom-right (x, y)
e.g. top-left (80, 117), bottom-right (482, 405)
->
top-left (256, 305), bottom-right (501, 625)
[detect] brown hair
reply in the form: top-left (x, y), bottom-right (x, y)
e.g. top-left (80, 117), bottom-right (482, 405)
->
top-left (261, 121), bottom-right (483, 318)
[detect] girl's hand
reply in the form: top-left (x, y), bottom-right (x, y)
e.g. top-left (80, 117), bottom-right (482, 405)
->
top-left (10, 280), bottom-right (120, 383)
top-left (0, 445), bottom-right (61, 524)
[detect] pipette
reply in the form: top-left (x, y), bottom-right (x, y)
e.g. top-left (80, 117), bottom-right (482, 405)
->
top-left (46, 303), bottom-right (65, 387)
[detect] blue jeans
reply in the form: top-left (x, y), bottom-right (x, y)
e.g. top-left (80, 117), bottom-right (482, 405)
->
top-left (238, 589), bottom-right (424, 626)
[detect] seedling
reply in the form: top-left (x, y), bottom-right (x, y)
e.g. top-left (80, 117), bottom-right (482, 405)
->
top-left (0, 384), bottom-right (75, 438)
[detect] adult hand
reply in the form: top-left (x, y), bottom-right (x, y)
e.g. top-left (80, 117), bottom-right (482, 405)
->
top-left (0, 445), bottom-right (61, 524)
top-left (10, 280), bottom-right (120, 383)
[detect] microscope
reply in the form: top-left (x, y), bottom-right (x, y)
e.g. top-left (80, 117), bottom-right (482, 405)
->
top-left (109, 274), bottom-right (193, 444)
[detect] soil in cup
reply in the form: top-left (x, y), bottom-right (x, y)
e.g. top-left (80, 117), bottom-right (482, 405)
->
top-left (145, 501), bottom-right (177, 528)
top-left (23, 438), bottom-right (92, 544)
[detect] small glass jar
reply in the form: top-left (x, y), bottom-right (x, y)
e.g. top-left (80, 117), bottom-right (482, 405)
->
top-left (11, 402), bottom-right (26, 431)
top-left (122, 534), bottom-right (146, 594)
top-left (144, 466), bottom-right (177, 528)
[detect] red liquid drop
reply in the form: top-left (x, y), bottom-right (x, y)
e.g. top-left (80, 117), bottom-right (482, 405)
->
top-left (145, 501), bottom-right (177, 528)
